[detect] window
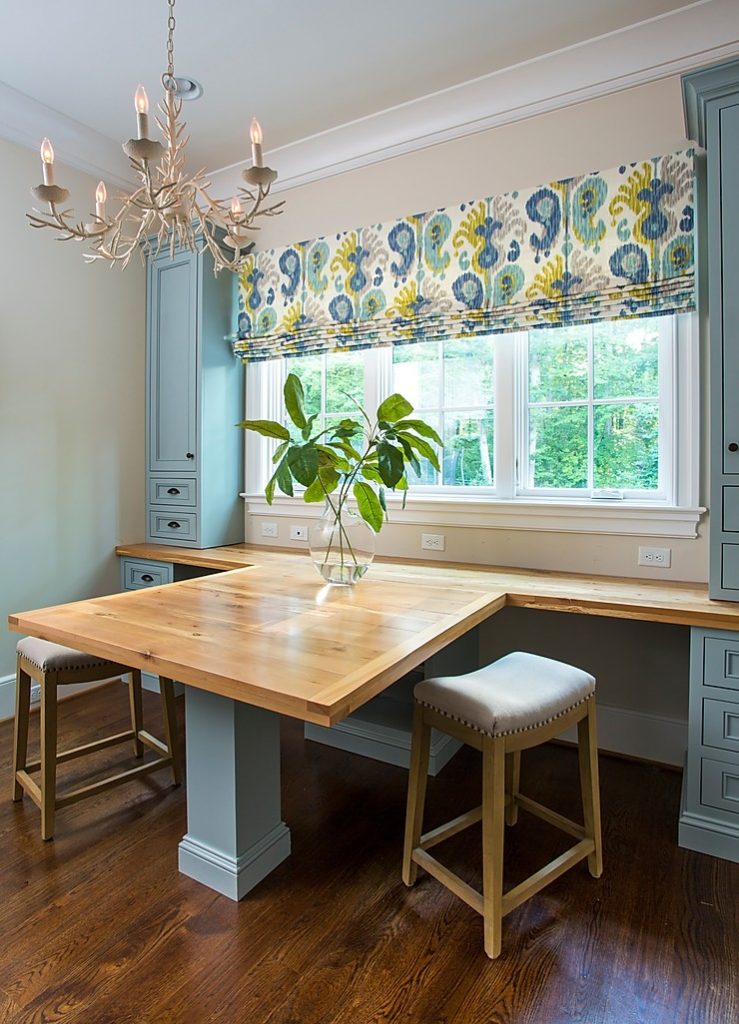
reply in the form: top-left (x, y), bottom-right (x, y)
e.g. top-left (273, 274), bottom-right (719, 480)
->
top-left (521, 318), bottom-right (670, 500)
top-left (243, 313), bottom-right (701, 537)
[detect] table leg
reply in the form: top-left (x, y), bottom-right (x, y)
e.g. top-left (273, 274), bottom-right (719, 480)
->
top-left (178, 687), bottom-right (291, 900)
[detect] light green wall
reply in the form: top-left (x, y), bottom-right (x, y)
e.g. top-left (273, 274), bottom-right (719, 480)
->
top-left (0, 137), bottom-right (145, 687)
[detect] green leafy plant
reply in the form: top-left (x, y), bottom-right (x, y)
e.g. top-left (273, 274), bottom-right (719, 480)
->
top-left (239, 372), bottom-right (442, 572)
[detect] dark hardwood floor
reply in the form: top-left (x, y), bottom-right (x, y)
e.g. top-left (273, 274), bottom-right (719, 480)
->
top-left (0, 683), bottom-right (736, 1024)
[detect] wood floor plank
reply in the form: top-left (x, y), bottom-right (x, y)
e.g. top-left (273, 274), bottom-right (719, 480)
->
top-left (0, 683), bottom-right (736, 1024)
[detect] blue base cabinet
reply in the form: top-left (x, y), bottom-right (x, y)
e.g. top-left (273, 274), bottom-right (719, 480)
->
top-left (683, 60), bottom-right (739, 597)
top-left (679, 628), bottom-right (739, 863)
top-left (146, 247), bottom-right (244, 548)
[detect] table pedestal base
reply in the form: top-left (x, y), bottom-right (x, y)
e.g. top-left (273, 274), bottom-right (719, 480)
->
top-left (178, 687), bottom-right (290, 900)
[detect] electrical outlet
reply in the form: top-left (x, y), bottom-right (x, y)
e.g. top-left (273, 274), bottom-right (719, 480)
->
top-left (422, 533), bottom-right (446, 552)
top-left (30, 684), bottom-right (41, 705)
top-left (638, 546), bottom-right (672, 568)
top-left (260, 521), bottom-right (278, 538)
top-left (290, 525), bottom-right (308, 541)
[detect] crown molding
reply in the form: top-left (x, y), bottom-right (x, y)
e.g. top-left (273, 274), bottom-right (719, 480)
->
top-left (2, 1), bottom-right (739, 199)
top-left (0, 81), bottom-right (133, 190)
top-left (210, 0), bottom-right (739, 197)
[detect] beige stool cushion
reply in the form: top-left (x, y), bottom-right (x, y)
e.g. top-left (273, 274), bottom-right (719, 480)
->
top-left (414, 651), bottom-right (595, 737)
top-left (17, 637), bottom-right (123, 676)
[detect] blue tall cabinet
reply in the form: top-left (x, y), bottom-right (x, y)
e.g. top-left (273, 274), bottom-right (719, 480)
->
top-left (679, 60), bottom-right (739, 862)
top-left (145, 246), bottom-right (244, 548)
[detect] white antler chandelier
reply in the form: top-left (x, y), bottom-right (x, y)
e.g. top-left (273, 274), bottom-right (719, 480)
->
top-left (27, 0), bottom-right (283, 273)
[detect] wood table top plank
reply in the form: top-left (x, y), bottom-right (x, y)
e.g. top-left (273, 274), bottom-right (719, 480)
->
top-left (9, 543), bottom-right (739, 726)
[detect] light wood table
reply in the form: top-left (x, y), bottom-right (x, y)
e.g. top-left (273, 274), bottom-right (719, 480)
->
top-left (9, 544), bottom-right (739, 897)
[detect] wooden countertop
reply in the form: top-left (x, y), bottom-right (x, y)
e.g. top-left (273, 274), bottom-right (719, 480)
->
top-left (8, 543), bottom-right (739, 728)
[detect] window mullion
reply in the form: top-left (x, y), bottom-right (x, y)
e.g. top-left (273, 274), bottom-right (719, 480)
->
top-left (495, 333), bottom-right (516, 499)
top-left (587, 327), bottom-right (595, 492)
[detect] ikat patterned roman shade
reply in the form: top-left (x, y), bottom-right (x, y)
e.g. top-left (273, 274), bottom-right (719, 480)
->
top-left (233, 149), bottom-right (695, 362)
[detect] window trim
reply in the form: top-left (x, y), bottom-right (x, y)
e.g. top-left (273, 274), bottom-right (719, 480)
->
top-left (242, 314), bottom-right (704, 539)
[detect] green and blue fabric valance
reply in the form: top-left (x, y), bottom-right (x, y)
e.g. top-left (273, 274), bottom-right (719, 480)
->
top-left (233, 149), bottom-right (695, 362)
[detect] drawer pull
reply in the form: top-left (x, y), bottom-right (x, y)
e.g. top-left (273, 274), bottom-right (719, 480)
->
top-left (729, 443), bottom-right (739, 453)
top-left (167, 487), bottom-right (181, 495)
top-left (167, 521), bottom-right (181, 529)
top-left (186, 452), bottom-right (195, 460)
top-left (140, 573), bottom-right (154, 582)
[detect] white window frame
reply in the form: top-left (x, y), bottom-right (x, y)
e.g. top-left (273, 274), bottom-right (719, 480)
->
top-left (242, 313), bottom-right (703, 538)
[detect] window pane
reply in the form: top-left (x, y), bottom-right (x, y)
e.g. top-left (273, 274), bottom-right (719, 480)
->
top-left (528, 327), bottom-right (589, 403)
top-left (443, 411), bottom-right (494, 486)
top-left (393, 341), bottom-right (441, 411)
top-left (326, 351), bottom-right (365, 414)
top-left (528, 406), bottom-right (588, 488)
top-left (444, 338), bottom-right (495, 408)
top-left (285, 355), bottom-right (322, 418)
top-left (593, 319), bottom-right (659, 400)
top-left (594, 403), bottom-right (659, 489)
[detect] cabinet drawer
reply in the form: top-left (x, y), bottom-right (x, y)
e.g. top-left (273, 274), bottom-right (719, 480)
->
top-left (121, 558), bottom-right (173, 591)
top-left (148, 510), bottom-right (198, 544)
top-left (149, 477), bottom-right (197, 506)
top-left (701, 756), bottom-right (739, 815)
top-left (703, 637), bottom-right (739, 691)
top-left (703, 698), bottom-right (739, 754)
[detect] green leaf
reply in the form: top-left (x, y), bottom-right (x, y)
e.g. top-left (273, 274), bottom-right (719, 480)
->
top-left (275, 456), bottom-right (294, 497)
top-left (353, 481), bottom-right (383, 533)
top-left (287, 443), bottom-right (319, 487)
top-left (238, 419), bottom-right (291, 441)
top-left (377, 440), bottom-right (405, 487)
top-left (396, 435), bottom-right (421, 475)
top-left (265, 475), bottom-right (277, 504)
top-left (301, 413), bottom-right (318, 441)
top-left (398, 431), bottom-right (441, 471)
top-left (272, 440), bottom-right (290, 464)
top-left (330, 439), bottom-right (363, 463)
top-left (394, 419), bottom-right (443, 446)
top-left (284, 373), bottom-right (307, 430)
top-left (361, 465), bottom-right (383, 484)
top-left (319, 466), bottom-right (340, 493)
top-left (331, 418), bottom-right (363, 439)
top-left (315, 444), bottom-right (351, 473)
top-left (377, 393), bottom-right (413, 423)
top-left (378, 486), bottom-right (387, 515)
top-left (303, 478), bottom-right (326, 503)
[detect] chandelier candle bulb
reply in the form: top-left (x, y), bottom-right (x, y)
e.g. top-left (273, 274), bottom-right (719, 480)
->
top-left (231, 196), bottom-right (242, 219)
top-left (95, 181), bottom-right (107, 220)
top-left (135, 85), bottom-right (149, 139)
top-left (250, 117), bottom-right (263, 168)
top-left (40, 138), bottom-right (54, 186)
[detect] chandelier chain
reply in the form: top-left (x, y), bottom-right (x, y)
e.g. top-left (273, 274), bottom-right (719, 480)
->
top-left (166, 0), bottom-right (176, 81)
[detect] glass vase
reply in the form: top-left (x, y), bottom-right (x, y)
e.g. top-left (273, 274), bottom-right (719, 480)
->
top-left (309, 502), bottom-right (376, 585)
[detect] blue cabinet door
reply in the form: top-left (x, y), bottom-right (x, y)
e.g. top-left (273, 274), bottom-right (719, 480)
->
top-left (148, 252), bottom-right (198, 473)
top-left (684, 61), bottom-right (739, 598)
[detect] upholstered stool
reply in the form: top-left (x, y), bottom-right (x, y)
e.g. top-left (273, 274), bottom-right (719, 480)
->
top-left (12, 637), bottom-right (182, 840)
top-left (402, 651), bottom-right (602, 958)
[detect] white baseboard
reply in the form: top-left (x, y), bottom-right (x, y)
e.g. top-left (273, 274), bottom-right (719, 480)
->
top-left (558, 703), bottom-right (687, 767)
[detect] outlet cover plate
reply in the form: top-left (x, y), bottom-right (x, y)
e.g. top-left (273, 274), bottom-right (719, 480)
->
top-left (638, 545), bottom-right (672, 567)
top-left (260, 522), bottom-right (278, 538)
top-left (422, 533), bottom-right (446, 552)
top-left (290, 525), bottom-right (308, 541)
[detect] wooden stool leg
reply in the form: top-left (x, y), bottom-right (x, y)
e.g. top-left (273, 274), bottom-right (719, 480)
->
top-left (482, 736), bottom-right (506, 959)
top-left (12, 662), bottom-right (32, 801)
top-left (128, 670), bottom-right (144, 758)
top-left (505, 750), bottom-right (520, 826)
top-left (402, 703), bottom-right (432, 887)
top-left (40, 678), bottom-right (58, 841)
top-left (159, 677), bottom-right (182, 786)
top-left (578, 697), bottom-right (603, 878)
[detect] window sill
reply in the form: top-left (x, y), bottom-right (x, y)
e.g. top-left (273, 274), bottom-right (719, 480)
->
top-left (241, 493), bottom-right (706, 539)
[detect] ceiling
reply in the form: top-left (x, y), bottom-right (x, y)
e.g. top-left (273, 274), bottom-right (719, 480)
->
top-left (0, 0), bottom-right (699, 175)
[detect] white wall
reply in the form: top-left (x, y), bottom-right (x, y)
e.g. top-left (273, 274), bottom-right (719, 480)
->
top-left (242, 76), bottom-right (707, 752)
top-left (0, 137), bottom-right (145, 712)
